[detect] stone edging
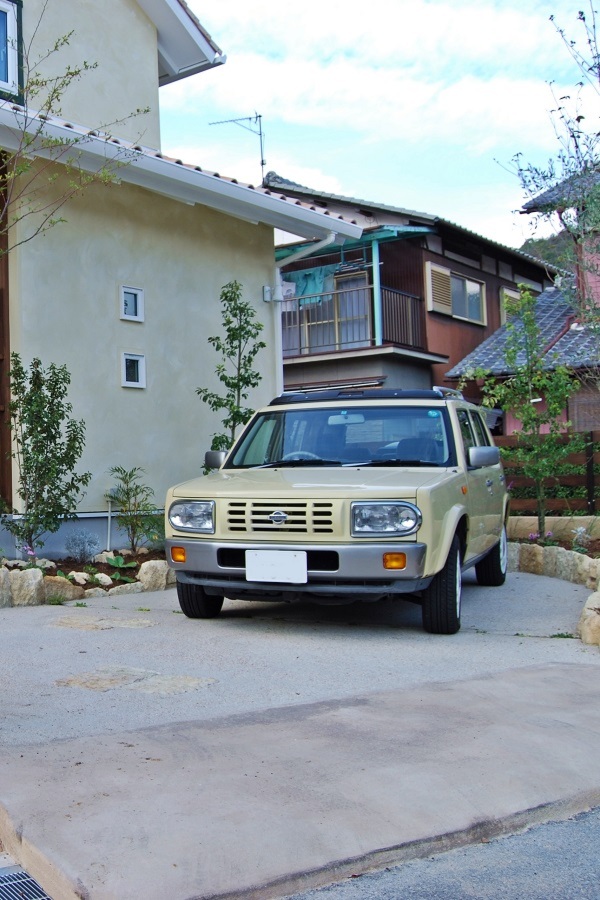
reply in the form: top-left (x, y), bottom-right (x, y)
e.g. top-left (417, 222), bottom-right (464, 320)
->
top-left (0, 559), bottom-right (176, 609)
top-left (508, 542), bottom-right (600, 646)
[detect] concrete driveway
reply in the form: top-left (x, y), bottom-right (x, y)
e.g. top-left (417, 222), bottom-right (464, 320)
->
top-left (0, 572), bottom-right (599, 899)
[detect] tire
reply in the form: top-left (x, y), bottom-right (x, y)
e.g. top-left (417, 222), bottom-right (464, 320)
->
top-left (475, 525), bottom-right (508, 587)
top-left (177, 581), bottom-right (224, 619)
top-left (422, 535), bottom-right (462, 635)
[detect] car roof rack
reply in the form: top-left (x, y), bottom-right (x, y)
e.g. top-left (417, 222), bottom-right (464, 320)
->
top-left (432, 386), bottom-right (464, 399)
top-left (269, 388), bottom-right (454, 405)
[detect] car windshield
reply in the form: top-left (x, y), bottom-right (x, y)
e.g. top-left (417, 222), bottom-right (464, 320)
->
top-left (226, 405), bottom-right (457, 468)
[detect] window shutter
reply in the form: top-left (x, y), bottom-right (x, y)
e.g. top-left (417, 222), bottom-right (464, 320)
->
top-left (426, 262), bottom-right (452, 315)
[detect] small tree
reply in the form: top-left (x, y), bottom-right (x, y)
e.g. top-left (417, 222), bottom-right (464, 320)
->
top-left (511, 4), bottom-right (600, 318)
top-left (105, 466), bottom-right (163, 554)
top-left (2, 353), bottom-right (91, 554)
top-left (460, 288), bottom-right (583, 537)
top-left (196, 280), bottom-right (266, 451)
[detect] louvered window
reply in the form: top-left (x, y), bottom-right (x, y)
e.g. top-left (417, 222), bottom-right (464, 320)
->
top-left (426, 262), bottom-right (486, 325)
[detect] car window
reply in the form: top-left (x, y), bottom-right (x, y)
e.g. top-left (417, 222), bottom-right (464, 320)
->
top-left (227, 405), bottom-right (456, 467)
top-left (470, 411), bottom-right (491, 446)
top-left (456, 409), bottom-right (476, 456)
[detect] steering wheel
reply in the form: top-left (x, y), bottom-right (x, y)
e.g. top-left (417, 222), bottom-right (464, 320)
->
top-left (281, 451), bottom-right (322, 461)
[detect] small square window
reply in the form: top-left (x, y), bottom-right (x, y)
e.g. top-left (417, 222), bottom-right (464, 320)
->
top-left (121, 286), bottom-right (144, 322)
top-left (122, 353), bottom-right (146, 388)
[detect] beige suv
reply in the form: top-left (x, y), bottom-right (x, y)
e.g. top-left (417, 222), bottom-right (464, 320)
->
top-left (165, 388), bottom-right (508, 634)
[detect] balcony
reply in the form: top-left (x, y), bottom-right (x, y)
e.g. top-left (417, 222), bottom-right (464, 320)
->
top-left (282, 284), bottom-right (426, 357)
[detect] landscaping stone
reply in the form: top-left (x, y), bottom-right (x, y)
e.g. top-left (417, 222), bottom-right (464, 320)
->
top-left (0, 567), bottom-right (11, 608)
top-left (68, 571), bottom-right (90, 585)
top-left (138, 560), bottom-right (169, 593)
top-left (95, 573), bottom-right (113, 587)
top-left (108, 582), bottom-right (144, 596)
top-left (9, 568), bottom-right (45, 606)
top-left (518, 543), bottom-right (544, 575)
top-left (578, 592), bottom-right (600, 646)
top-left (43, 576), bottom-right (85, 603)
top-left (507, 542), bottom-right (520, 573)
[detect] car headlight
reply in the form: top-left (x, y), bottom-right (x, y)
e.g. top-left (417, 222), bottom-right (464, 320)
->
top-left (351, 502), bottom-right (421, 537)
top-left (169, 500), bottom-right (215, 533)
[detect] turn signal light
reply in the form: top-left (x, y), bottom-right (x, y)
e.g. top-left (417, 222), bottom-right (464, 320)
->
top-left (171, 546), bottom-right (186, 563)
top-left (383, 552), bottom-right (407, 570)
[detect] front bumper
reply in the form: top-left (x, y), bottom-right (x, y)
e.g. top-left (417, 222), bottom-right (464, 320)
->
top-left (166, 538), bottom-right (431, 599)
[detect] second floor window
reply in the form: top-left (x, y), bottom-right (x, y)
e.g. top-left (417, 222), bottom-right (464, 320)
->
top-left (0, 0), bottom-right (19, 97)
top-left (451, 274), bottom-right (484, 323)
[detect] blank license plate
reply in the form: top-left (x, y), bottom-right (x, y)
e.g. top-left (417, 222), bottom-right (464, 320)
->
top-left (245, 550), bottom-right (307, 584)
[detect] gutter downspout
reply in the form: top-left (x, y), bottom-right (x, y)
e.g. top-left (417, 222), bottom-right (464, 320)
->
top-left (371, 238), bottom-right (383, 346)
top-left (271, 232), bottom-right (342, 393)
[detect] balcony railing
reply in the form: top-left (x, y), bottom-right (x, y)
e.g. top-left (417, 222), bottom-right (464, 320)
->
top-left (282, 284), bottom-right (425, 357)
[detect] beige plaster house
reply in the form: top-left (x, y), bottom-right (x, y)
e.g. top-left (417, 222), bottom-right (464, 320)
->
top-left (0, 0), bottom-right (361, 555)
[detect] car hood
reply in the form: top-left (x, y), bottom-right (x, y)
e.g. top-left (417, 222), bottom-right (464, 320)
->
top-left (169, 466), bottom-right (458, 500)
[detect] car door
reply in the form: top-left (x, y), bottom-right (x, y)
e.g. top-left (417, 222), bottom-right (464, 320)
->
top-left (456, 408), bottom-right (503, 560)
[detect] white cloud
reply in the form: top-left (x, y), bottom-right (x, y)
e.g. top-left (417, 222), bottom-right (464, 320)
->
top-left (159, 0), bottom-right (598, 246)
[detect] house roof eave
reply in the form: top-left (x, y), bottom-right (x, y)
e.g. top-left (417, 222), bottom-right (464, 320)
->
top-left (136, 0), bottom-right (226, 85)
top-left (0, 107), bottom-right (363, 242)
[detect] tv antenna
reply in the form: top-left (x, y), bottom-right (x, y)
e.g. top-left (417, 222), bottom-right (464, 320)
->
top-left (209, 112), bottom-right (266, 183)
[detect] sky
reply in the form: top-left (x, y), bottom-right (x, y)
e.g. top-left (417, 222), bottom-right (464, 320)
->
top-left (158, 0), bottom-right (597, 249)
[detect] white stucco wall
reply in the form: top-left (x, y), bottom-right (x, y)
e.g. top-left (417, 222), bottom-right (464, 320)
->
top-left (8, 176), bottom-right (279, 513)
top-left (22, 0), bottom-right (161, 147)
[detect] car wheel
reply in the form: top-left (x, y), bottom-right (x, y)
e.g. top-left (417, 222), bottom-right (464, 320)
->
top-left (422, 535), bottom-right (462, 635)
top-left (475, 525), bottom-right (508, 587)
top-left (177, 581), bottom-right (224, 619)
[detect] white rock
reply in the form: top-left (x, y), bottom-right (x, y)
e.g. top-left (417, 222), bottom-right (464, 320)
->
top-left (95, 573), bottom-right (113, 587)
top-left (68, 571), bottom-right (90, 585)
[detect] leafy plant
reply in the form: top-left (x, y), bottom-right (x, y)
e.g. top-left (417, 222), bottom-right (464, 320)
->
top-left (46, 596), bottom-right (65, 605)
top-left (105, 554), bottom-right (138, 584)
top-left (1, 354), bottom-right (91, 556)
top-left (572, 524), bottom-right (593, 553)
top-left (105, 467), bottom-right (163, 554)
top-left (460, 287), bottom-right (584, 537)
top-left (196, 280), bottom-right (266, 452)
top-left (65, 528), bottom-right (101, 564)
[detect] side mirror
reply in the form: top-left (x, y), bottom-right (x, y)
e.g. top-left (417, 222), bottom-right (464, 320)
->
top-left (468, 445), bottom-right (500, 468)
top-left (205, 450), bottom-right (227, 469)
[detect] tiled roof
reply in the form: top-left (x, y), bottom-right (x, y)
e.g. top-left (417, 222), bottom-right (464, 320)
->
top-left (446, 286), bottom-right (600, 378)
top-left (0, 106), bottom-right (362, 241)
top-left (521, 170), bottom-right (600, 213)
top-left (264, 171), bottom-right (557, 272)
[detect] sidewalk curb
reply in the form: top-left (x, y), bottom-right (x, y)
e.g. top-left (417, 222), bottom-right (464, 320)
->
top-left (208, 790), bottom-right (600, 900)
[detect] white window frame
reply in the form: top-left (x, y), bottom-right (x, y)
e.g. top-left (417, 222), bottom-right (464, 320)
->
top-left (121, 353), bottom-right (146, 388)
top-left (425, 262), bottom-right (486, 325)
top-left (0, 0), bottom-right (19, 96)
top-left (120, 286), bottom-right (145, 322)
top-left (450, 273), bottom-right (486, 325)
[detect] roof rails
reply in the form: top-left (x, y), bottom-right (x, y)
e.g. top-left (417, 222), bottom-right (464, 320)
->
top-left (432, 386), bottom-right (464, 399)
top-left (270, 387), bottom-right (464, 405)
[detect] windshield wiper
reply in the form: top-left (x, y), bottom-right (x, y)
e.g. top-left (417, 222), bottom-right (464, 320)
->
top-left (258, 458), bottom-right (342, 468)
top-left (363, 459), bottom-right (441, 467)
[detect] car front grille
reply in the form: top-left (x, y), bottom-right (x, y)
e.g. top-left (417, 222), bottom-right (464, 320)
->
top-left (226, 501), bottom-right (335, 535)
